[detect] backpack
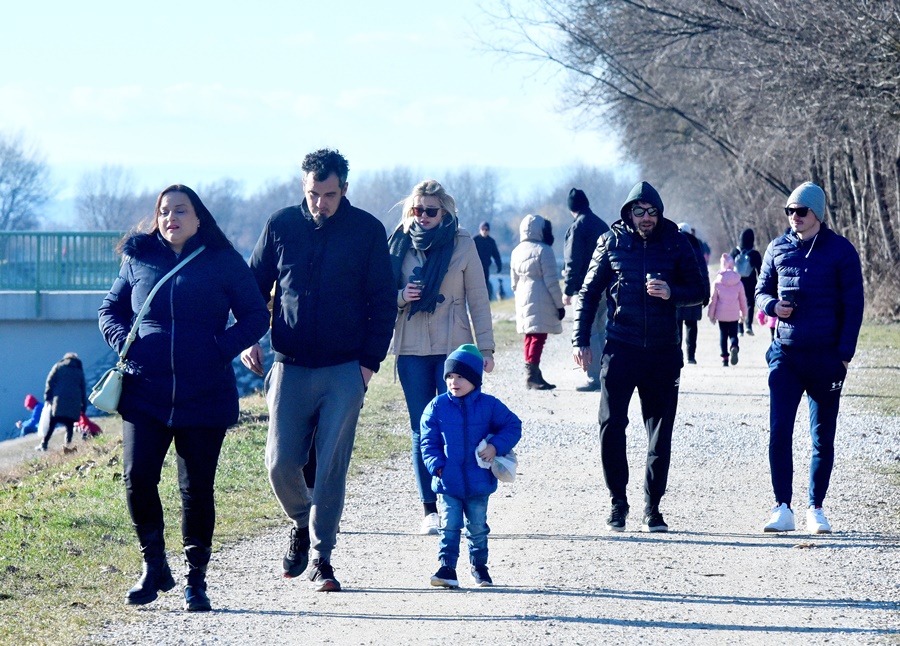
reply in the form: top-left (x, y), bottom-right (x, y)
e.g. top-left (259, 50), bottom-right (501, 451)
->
top-left (735, 250), bottom-right (753, 278)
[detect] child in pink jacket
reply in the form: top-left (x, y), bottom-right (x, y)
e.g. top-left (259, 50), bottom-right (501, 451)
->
top-left (708, 253), bottom-right (748, 366)
top-left (756, 308), bottom-right (777, 340)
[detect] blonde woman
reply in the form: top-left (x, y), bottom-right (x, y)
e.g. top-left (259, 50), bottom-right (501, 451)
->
top-left (387, 179), bottom-right (495, 535)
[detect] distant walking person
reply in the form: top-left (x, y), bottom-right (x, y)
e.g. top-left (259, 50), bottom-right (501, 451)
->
top-left (473, 221), bottom-right (502, 300)
top-left (676, 222), bottom-right (709, 364)
top-left (731, 228), bottom-right (763, 335)
top-left (574, 181), bottom-right (707, 533)
top-left (708, 253), bottom-right (748, 367)
top-left (388, 179), bottom-right (495, 535)
top-left (563, 188), bottom-right (610, 392)
top-left (756, 181), bottom-right (863, 534)
top-left (242, 149), bottom-right (396, 592)
top-left (99, 185), bottom-right (269, 611)
top-left (511, 214), bottom-right (564, 390)
top-left (35, 353), bottom-right (87, 451)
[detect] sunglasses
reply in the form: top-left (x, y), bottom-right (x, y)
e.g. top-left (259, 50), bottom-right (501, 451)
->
top-left (411, 206), bottom-right (442, 218)
top-left (784, 207), bottom-right (811, 217)
top-left (632, 206), bottom-right (659, 218)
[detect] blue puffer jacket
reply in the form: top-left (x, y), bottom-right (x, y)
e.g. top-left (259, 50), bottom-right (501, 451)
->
top-left (420, 389), bottom-right (522, 499)
top-left (99, 233), bottom-right (269, 428)
top-left (574, 184), bottom-right (707, 349)
top-left (755, 226), bottom-right (864, 362)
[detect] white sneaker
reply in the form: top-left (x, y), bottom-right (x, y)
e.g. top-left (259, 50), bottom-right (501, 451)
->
top-left (763, 503), bottom-right (795, 532)
top-left (806, 506), bottom-right (832, 534)
top-left (419, 512), bottom-right (440, 535)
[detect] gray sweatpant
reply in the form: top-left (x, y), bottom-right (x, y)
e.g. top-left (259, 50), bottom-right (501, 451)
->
top-left (577, 293), bottom-right (607, 382)
top-left (265, 360), bottom-right (365, 561)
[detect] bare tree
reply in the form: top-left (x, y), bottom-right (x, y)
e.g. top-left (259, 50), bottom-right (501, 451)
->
top-left (75, 165), bottom-right (152, 231)
top-left (0, 132), bottom-right (53, 230)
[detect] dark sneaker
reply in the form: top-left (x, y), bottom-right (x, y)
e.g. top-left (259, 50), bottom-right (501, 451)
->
top-left (642, 508), bottom-right (669, 533)
top-left (606, 501), bottom-right (629, 532)
top-left (308, 558), bottom-right (341, 592)
top-left (575, 379), bottom-right (601, 392)
top-left (687, 358), bottom-right (697, 365)
top-left (430, 565), bottom-right (459, 589)
top-left (282, 525), bottom-right (310, 578)
top-left (730, 345), bottom-right (740, 365)
top-left (471, 565), bottom-right (493, 587)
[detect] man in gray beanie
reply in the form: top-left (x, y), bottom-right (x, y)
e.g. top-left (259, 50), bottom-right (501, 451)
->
top-left (563, 188), bottom-right (610, 391)
top-left (755, 181), bottom-right (864, 535)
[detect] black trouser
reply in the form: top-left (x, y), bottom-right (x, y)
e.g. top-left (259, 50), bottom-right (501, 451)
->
top-left (122, 412), bottom-right (226, 549)
top-left (719, 321), bottom-right (739, 357)
top-left (598, 341), bottom-right (682, 509)
top-left (677, 317), bottom-right (698, 360)
top-left (739, 278), bottom-right (756, 333)
top-left (43, 415), bottom-right (76, 447)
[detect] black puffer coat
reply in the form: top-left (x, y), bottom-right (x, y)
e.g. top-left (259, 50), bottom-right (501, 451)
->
top-left (45, 354), bottom-right (87, 420)
top-left (574, 183), bottom-right (707, 349)
top-left (98, 233), bottom-right (269, 428)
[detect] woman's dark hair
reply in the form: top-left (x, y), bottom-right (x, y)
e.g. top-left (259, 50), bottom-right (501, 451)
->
top-left (119, 184), bottom-right (233, 252)
top-left (542, 218), bottom-right (554, 246)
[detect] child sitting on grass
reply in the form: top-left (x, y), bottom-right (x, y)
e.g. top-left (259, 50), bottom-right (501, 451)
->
top-left (420, 344), bottom-right (522, 588)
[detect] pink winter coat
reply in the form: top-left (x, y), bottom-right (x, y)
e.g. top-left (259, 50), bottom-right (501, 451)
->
top-left (708, 257), bottom-right (747, 323)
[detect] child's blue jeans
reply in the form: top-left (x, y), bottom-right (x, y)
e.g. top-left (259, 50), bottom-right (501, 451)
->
top-left (437, 493), bottom-right (490, 568)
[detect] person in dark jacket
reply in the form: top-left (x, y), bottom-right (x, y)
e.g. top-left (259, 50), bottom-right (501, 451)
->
top-left (756, 181), bottom-right (864, 535)
top-left (241, 148), bottom-right (396, 593)
top-left (731, 228), bottom-right (763, 335)
top-left (563, 188), bottom-right (610, 391)
top-left (420, 344), bottom-right (521, 588)
top-left (473, 221), bottom-right (502, 300)
top-left (573, 181), bottom-right (707, 534)
top-left (676, 222), bottom-right (711, 364)
top-left (99, 185), bottom-right (269, 612)
top-left (35, 353), bottom-right (87, 451)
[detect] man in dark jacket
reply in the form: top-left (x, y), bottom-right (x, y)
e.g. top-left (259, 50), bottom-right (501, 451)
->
top-left (242, 149), bottom-right (396, 592)
top-left (676, 222), bottom-right (710, 364)
top-left (731, 228), bottom-right (763, 335)
top-left (756, 181), bottom-right (864, 535)
top-left (563, 188), bottom-right (610, 391)
top-left (473, 221), bottom-right (502, 300)
top-left (573, 181), bottom-right (706, 534)
top-left (36, 352), bottom-right (87, 451)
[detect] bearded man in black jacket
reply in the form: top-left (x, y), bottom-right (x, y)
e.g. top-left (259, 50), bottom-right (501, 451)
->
top-left (573, 181), bottom-right (707, 534)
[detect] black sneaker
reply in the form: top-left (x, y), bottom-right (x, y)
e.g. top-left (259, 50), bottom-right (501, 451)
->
top-left (430, 565), bottom-right (459, 589)
top-left (606, 501), bottom-right (629, 532)
top-left (642, 508), bottom-right (669, 533)
top-left (470, 565), bottom-right (493, 587)
top-left (282, 525), bottom-right (310, 578)
top-left (308, 558), bottom-right (341, 592)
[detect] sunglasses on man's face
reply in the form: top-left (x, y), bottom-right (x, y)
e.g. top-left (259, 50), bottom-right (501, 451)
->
top-left (784, 207), bottom-right (811, 217)
top-left (411, 206), bottom-right (442, 218)
top-left (631, 206), bottom-right (659, 218)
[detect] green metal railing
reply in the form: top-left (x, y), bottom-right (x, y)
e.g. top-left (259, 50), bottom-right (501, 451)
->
top-left (0, 232), bottom-right (124, 291)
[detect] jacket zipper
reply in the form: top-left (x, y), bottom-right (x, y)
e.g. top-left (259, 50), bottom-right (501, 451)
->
top-left (642, 239), bottom-right (648, 348)
top-left (460, 396), bottom-right (470, 497)
top-left (167, 279), bottom-right (176, 427)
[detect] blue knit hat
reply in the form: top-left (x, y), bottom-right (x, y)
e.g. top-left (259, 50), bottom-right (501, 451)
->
top-left (786, 181), bottom-right (826, 222)
top-left (444, 344), bottom-right (483, 389)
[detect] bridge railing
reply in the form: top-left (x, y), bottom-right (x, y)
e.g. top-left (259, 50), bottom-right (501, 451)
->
top-left (0, 232), bottom-right (124, 291)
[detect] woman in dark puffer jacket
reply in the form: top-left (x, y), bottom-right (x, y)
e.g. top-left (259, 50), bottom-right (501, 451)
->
top-left (99, 185), bottom-right (269, 612)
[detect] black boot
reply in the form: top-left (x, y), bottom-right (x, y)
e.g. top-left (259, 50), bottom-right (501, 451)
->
top-left (525, 363), bottom-right (554, 390)
top-left (126, 524), bottom-right (176, 605)
top-left (183, 544), bottom-right (212, 612)
top-left (534, 364), bottom-right (556, 390)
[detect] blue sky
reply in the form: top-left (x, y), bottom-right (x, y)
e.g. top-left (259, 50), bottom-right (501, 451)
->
top-left (1, 0), bottom-right (621, 204)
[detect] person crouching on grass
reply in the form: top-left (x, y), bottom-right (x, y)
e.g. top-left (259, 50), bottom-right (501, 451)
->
top-left (420, 344), bottom-right (522, 588)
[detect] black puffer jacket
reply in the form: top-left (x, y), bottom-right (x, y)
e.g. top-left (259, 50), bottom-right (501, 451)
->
top-left (563, 208), bottom-right (610, 296)
top-left (574, 183), bottom-right (707, 349)
top-left (98, 233), bottom-right (269, 428)
top-left (45, 354), bottom-right (87, 420)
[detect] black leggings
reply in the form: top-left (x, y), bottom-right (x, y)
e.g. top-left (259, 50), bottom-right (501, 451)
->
top-left (718, 321), bottom-right (739, 357)
top-left (122, 412), bottom-right (226, 548)
top-left (43, 416), bottom-right (76, 446)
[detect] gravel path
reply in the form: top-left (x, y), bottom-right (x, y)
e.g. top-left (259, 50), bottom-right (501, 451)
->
top-left (93, 317), bottom-right (900, 645)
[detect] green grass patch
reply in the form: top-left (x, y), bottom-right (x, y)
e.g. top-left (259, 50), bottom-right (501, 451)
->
top-left (846, 322), bottom-right (900, 416)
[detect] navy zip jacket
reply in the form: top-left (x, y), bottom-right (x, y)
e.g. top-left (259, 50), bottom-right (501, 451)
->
top-left (573, 185), bottom-right (707, 349)
top-left (755, 226), bottom-right (864, 362)
top-left (420, 389), bottom-right (522, 499)
top-left (248, 196), bottom-right (396, 373)
top-left (98, 233), bottom-right (269, 428)
top-left (563, 207), bottom-right (610, 296)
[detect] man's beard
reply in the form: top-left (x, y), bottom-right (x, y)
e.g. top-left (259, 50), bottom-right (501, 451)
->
top-left (313, 211), bottom-right (328, 227)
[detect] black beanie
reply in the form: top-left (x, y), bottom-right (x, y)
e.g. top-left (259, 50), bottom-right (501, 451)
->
top-left (568, 188), bottom-right (589, 213)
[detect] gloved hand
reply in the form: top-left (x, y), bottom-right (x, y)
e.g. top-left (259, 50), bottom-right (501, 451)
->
top-left (557, 308), bottom-right (566, 320)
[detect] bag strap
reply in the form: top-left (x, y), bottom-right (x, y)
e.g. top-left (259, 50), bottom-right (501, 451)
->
top-left (118, 245), bottom-right (206, 361)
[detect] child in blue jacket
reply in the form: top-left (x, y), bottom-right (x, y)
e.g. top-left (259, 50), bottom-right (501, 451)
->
top-left (420, 344), bottom-right (522, 589)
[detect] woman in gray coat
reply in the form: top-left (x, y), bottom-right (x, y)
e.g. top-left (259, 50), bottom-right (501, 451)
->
top-left (510, 214), bottom-right (564, 389)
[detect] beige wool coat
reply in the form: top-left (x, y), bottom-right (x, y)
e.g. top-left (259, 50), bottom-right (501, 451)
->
top-left (510, 214), bottom-right (564, 335)
top-left (391, 228), bottom-right (495, 357)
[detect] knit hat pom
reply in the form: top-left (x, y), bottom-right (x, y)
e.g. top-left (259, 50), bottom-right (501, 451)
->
top-left (444, 343), bottom-right (484, 389)
top-left (721, 253), bottom-right (734, 270)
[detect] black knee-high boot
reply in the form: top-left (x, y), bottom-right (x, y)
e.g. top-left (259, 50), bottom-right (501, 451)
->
top-left (183, 544), bottom-right (212, 612)
top-left (126, 523), bottom-right (176, 605)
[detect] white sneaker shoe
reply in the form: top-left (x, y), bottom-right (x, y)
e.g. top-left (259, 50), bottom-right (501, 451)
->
top-left (806, 506), bottom-right (832, 534)
top-left (419, 512), bottom-right (440, 535)
top-left (763, 503), bottom-right (795, 532)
